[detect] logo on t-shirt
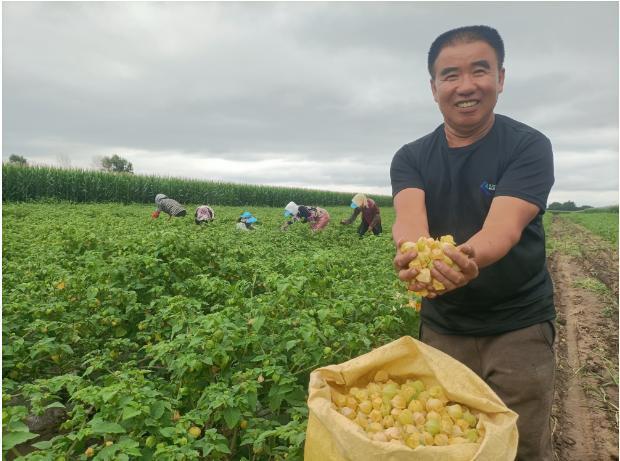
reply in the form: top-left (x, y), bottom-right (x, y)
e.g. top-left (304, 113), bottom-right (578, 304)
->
top-left (480, 180), bottom-right (496, 197)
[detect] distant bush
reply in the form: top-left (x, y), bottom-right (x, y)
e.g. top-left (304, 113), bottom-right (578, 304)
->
top-left (580, 205), bottom-right (619, 214)
top-left (547, 200), bottom-right (593, 211)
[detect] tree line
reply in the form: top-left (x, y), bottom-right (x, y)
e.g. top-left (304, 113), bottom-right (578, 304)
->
top-left (547, 201), bottom-right (593, 212)
top-left (6, 154), bottom-right (133, 174)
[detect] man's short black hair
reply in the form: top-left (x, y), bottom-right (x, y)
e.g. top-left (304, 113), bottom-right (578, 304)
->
top-left (427, 25), bottom-right (505, 78)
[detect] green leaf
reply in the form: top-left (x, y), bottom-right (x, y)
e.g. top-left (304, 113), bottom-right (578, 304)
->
top-left (122, 406), bottom-right (141, 420)
top-left (285, 340), bottom-right (299, 351)
top-left (149, 401), bottom-right (165, 419)
top-left (222, 407), bottom-right (241, 429)
top-left (117, 440), bottom-right (141, 456)
top-left (268, 394), bottom-right (283, 411)
top-left (44, 401), bottom-right (65, 410)
top-left (285, 387), bottom-right (306, 406)
top-left (317, 309), bottom-right (329, 322)
top-left (90, 419), bottom-right (126, 434)
top-left (7, 421), bottom-right (30, 432)
top-left (198, 442), bottom-right (214, 457)
top-left (86, 286), bottom-right (99, 299)
top-left (159, 427), bottom-right (176, 438)
top-left (215, 442), bottom-right (232, 454)
top-left (32, 440), bottom-right (54, 449)
top-left (246, 392), bottom-right (257, 411)
top-left (252, 316), bottom-right (265, 332)
top-left (171, 322), bottom-right (183, 335)
top-left (100, 388), bottom-right (119, 403)
top-left (2, 431), bottom-right (38, 450)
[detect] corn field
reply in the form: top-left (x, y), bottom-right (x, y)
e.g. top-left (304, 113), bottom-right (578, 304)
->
top-left (2, 164), bottom-right (393, 207)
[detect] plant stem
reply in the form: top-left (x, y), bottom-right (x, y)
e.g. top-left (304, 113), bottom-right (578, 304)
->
top-left (65, 406), bottom-right (94, 456)
top-left (228, 426), bottom-right (239, 459)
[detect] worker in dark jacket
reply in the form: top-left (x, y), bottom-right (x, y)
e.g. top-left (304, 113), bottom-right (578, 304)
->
top-left (341, 193), bottom-right (382, 236)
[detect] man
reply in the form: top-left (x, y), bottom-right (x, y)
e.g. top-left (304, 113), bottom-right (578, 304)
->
top-left (390, 26), bottom-right (555, 460)
top-left (340, 193), bottom-right (382, 237)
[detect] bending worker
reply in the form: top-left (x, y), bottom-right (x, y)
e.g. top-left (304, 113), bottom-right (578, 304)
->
top-left (237, 211), bottom-right (258, 231)
top-left (281, 201), bottom-right (330, 232)
top-left (152, 194), bottom-right (187, 220)
top-left (340, 193), bottom-right (382, 237)
top-left (195, 205), bottom-right (215, 225)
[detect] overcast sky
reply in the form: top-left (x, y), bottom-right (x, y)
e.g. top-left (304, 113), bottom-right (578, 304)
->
top-left (3, 2), bottom-right (618, 206)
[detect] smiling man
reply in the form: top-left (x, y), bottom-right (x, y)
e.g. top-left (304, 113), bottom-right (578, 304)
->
top-left (391, 26), bottom-right (555, 460)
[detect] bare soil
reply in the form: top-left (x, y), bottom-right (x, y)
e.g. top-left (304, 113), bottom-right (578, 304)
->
top-left (548, 215), bottom-right (619, 461)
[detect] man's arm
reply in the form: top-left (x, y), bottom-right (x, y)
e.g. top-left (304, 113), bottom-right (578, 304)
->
top-left (392, 188), bottom-right (430, 245)
top-left (467, 196), bottom-right (540, 267)
top-left (392, 188), bottom-right (431, 285)
top-left (432, 196), bottom-right (540, 292)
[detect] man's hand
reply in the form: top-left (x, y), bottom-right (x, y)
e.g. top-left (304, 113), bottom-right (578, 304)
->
top-left (394, 240), bottom-right (479, 298)
top-left (428, 244), bottom-right (479, 296)
top-left (393, 239), bottom-right (420, 287)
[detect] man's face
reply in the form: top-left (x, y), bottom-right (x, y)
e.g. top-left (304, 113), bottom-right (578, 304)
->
top-left (430, 40), bottom-right (505, 134)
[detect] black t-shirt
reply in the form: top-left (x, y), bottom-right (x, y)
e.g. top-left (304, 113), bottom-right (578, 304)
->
top-left (390, 114), bottom-right (555, 336)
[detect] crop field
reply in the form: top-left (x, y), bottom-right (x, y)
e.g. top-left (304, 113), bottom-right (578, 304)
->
top-left (3, 203), bottom-right (417, 461)
top-left (4, 203), bottom-right (618, 460)
top-left (559, 211), bottom-right (618, 247)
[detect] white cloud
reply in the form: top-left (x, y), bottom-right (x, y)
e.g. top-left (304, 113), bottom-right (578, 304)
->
top-left (3, 2), bottom-right (618, 207)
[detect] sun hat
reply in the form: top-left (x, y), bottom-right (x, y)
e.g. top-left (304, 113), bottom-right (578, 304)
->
top-left (240, 211), bottom-right (252, 218)
top-left (247, 217), bottom-right (257, 224)
top-left (155, 194), bottom-right (167, 204)
top-left (284, 201), bottom-right (299, 217)
top-left (351, 193), bottom-right (368, 208)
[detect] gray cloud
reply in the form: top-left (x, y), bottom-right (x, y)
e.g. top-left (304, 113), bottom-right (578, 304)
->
top-left (3, 1), bottom-right (618, 206)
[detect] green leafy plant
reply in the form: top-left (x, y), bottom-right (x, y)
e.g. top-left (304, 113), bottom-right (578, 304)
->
top-left (3, 203), bottom-right (414, 460)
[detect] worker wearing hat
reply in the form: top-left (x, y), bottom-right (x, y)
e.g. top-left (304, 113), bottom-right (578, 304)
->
top-left (341, 193), bottom-right (382, 237)
top-left (281, 201), bottom-right (330, 231)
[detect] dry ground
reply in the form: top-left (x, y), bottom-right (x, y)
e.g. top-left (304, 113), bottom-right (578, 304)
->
top-left (548, 215), bottom-right (619, 461)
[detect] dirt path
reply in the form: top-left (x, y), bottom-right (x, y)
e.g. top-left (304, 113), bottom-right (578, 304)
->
top-left (548, 215), bottom-right (618, 461)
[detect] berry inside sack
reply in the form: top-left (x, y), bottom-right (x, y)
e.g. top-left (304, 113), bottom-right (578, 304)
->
top-left (331, 370), bottom-right (483, 448)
